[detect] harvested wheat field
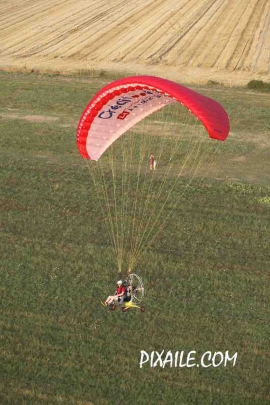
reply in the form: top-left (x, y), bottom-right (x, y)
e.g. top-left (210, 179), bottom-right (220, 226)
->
top-left (0, 0), bottom-right (269, 84)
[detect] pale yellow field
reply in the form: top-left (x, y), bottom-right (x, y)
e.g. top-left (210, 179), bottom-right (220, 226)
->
top-left (0, 0), bottom-right (269, 84)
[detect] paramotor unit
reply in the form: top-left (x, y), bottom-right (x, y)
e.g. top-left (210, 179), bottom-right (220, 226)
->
top-left (103, 273), bottom-right (145, 312)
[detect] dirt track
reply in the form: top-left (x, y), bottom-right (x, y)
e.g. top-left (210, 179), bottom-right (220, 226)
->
top-left (0, 0), bottom-right (269, 84)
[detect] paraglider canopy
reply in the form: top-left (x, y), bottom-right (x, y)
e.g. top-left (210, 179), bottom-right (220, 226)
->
top-left (76, 75), bottom-right (230, 160)
top-left (76, 75), bottom-right (230, 273)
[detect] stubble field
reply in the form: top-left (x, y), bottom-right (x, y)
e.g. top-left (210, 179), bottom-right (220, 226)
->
top-left (0, 0), bottom-right (269, 85)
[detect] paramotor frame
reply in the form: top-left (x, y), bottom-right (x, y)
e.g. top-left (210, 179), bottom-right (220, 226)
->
top-left (127, 273), bottom-right (144, 304)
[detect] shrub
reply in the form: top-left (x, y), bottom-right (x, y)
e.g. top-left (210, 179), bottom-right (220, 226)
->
top-left (247, 80), bottom-right (270, 92)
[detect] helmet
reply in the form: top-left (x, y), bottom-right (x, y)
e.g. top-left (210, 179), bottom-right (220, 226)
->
top-left (116, 280), bottom-right (123, 286)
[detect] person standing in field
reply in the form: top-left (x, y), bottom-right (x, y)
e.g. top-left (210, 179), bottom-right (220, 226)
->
top-left (149, 154), bottom-right (155, 170)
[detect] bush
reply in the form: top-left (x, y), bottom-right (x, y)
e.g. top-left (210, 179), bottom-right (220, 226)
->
top-left (247, 80), bottom-right (270, 92)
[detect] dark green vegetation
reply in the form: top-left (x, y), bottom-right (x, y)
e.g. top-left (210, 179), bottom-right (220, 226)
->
top-left (207, 79), bottom-right (270, 93)
top-left (1, 72), bottom-right (269, 404)
top-left (247, 80), bottom-right (270, 92)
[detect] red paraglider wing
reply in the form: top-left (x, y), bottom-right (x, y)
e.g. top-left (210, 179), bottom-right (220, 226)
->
top-left (76, 76), bottom-right (230, 160)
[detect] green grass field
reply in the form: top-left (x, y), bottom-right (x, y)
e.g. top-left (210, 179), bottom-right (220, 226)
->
top-left (1, 72), bottom-right (269, 404)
